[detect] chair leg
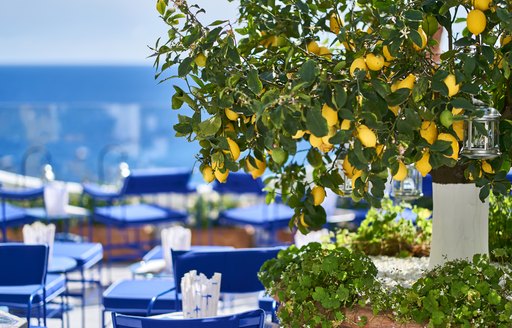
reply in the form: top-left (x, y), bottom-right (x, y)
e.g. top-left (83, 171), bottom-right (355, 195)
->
top-left (81, 267), bottom-right (86, 328)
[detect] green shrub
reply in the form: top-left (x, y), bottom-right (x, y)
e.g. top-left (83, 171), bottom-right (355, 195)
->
top-left (489, 193), bottom-right (512, 263)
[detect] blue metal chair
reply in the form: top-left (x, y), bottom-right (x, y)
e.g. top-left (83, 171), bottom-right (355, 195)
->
top-left (0, 186), bottom-right (43, 242)
top-left (82, 168), bottom-right (194, 261)
top-left (102, 247), bottom-right (281, 326)
top-left (112, 309), bottom-right (265, 328)
top-left (213, 173), bottom-right (294, 246)
top-left (0, 243), bottom-right (66, 327)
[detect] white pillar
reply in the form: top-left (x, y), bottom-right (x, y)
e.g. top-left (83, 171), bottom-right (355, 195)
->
top-left (428, 183), bottom-right (489, 270)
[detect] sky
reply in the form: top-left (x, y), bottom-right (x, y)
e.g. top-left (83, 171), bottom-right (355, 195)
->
top-left (0, 0), bottom-right (238, 65)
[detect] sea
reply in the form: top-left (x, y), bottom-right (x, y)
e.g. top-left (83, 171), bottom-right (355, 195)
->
top-left (0, 65), bottom-right (199, 184)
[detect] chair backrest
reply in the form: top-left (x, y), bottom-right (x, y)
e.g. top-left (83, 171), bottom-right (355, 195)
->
top-left (173, 248), bottom-right (280, 295)
top-left (422, 174), bottom-right (433, 198)
top-left (112, 309), bottom-right (265, 328)
top-left (212, 173), bottom-right (265, 196)
top-left (0, 187), bottom-right (44, 201)
top-left (0, 243), bottom-right (48, 286)
top-left (121, 168), bottom-right (193, 196)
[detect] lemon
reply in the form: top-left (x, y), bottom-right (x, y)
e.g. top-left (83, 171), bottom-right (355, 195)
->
top-left (467, 9), bottom-right (486, 35)
top-left (309, 135), bottom-right (323, 148)
top-left (292, 130), bottom-right (306, 139)
top-left (365, 53), bottom-right (385, 71)
top-left (225, 108), bottom-right (239, 121)
top-left (393, 161), bottom-right (408, 181)
top-left (452, 121), bottom-right (465, 141)
top-left (226, 138), bottom-right (240, 161)
top-left (341, 119), bottom-right (351, 130)
top-left (415, 151), bottom-right (432, 177)
top-left (481, 160), bottom-right (494, 174)
top-left (246, 157), bottom-right (266, 179)
top-left (501, 34), bottom-right (512, 47)
top-left (342, 158), bottom-right (356, 178)
top-left (420, 121), bottom-right (438, 144)
top-left (350, 57), bottom-right (367, 77)
top-left (319, 143), bottom-right (333, 153)
top-left (214, 168), bottom-right (229, 183)
top-left (412, 27), bottom-right (428, 51)
top-left (440, 110), bottom-right (454, 128)
top-left (201, 165), bottom-right (215, 183)
top-left (322, 127), bottom-right (336, 145)
top-left (473, 0), bottom-right (491, 11)
top-left (356, 125), bottom-right (377, 148)
top-left (271, 36), bottom-right (286, 47)
top-left (438, 133), bottom-right (459, 160)
top-left (329, 13), bottom-right (342, 34)
top-left (322, 104), bottom-right (338, 126)
top-left (391, 74), bottom-right (416, 93)
top-left (452, 108), bottom-right (464, 115)
top-left (312, 186), bottom-right (326, 206)
top-left (382, 45), bottom-right (395, 61)
top-left (307, 41), bottom-right (320, 55)
top-left (299, 213), bottom-right (309, 228)
top-left (351, 169), bottom-right (363, 189)
top-left (376, 144), bottom-right (385, 158)
top-left (443, 74), bottom-right (460, 97)
top-left (318, 46), bottom-right (332, 60)
top-left (388, 106), bottom-right (400, 116)
top-left (194, 53), bottom-right (207, 67)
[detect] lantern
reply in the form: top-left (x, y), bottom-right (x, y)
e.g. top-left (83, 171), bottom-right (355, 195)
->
top-left (391, 164), bottom-right (423, 201)
top-left (336, 159), bottom-right (352, 196)
top-left (460, 107), bottom-right (501, 160)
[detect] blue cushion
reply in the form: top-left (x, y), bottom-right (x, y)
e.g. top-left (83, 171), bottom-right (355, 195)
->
top-left (142, 245), bottom-right (235, 262)
top-left (0, 274), bottom-right (65, 306)
top-left (53, 242), bottom-right (103, 269)
top-left (94, 204), bottom-right (187, 227)
top-left (219, 203), bottom-right (294, 229)
top-left (103, 279), bottom-right (178, 314)
top-left (1, 204), bottom-right (35, 227)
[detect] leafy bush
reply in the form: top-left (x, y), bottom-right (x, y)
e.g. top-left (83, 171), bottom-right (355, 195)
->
top-left (489, 193), bottom-right (512, 263)
top-left (336, 198), bottom-right (432, 257)
top-left (259, 243), bottom-right (386, 327)
top-left (391, 255), bottom-right (512, 327)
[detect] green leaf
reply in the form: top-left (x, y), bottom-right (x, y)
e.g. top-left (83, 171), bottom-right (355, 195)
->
top-left (197, 116), bottom-right (222, 137)
top-left (156, 0), bottom-right (166, 15)
top-left (298, 60), bottom-right (318, 85)
top-left (172, 92), bottom-right (184, 109)
top-left (333, 85), bottom-right (347, 108)
top-left (209, 19), bottom-right (228, 26)
top-left (450, 98), bottom-right (475, 111)
top-left (178, 57), bottom-right (194, 77)
top-left (247, 69), bottom-right (263, 95)
top-left (404, 10), bottom-right (423, 22)
top-left (371, 79), bottom-right (389, 100)
top-left (386, 89), bottom-right (410, 106)
top-left (306, 108), bottom-right (328, 137)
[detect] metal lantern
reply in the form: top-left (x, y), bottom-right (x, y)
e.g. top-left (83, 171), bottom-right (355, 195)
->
top-left (336, 159), bottom-right (352, 196)
top-left (391, 164), bottom-right (423, 201)
top-left (460, 107), bottom-right (501, 159)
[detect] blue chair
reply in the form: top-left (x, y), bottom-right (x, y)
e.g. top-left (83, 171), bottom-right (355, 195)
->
top-left (82, 168), bottom-right (194, 261)
top-left (102, 247), bottom-right (281, 326)
top-left (213, 173), bottom-right (294, 246)
top-left (0, 243), bottom-right (66, 327)
top-left (0, 186), bottom-right (44, 242)
top-left (112, 309), bottom-right (265, 328)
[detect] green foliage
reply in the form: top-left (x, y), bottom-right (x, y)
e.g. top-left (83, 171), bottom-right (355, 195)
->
top-left (152, 0), bottom-right (512, 231)
top-left (489, 193), bottom-right (512, 263)
top-left (391, 255), bottom-right (512, 327)
top-left (258, 243), bottom-right (386, 327)
top-left (336, 198), bottom-right (432, 257)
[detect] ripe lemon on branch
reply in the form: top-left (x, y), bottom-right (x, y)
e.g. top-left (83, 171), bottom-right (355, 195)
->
top-left (356, 125), bottom-right (377, 148)
top-left (467, 9), bottom-right (486, 35)
top-left (311, 186), bottom-right (326, 206)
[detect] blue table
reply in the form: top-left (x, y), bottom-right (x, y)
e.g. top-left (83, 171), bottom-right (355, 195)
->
top-left (48, 256), bottom-right (78, 328)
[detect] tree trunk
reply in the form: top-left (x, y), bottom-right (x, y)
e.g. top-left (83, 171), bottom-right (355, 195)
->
top-left (428, 182), bottom-right (489, 269)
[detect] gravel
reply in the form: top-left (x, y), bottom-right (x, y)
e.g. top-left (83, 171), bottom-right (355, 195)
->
top-left (371, 256), bottom-right (429, 289)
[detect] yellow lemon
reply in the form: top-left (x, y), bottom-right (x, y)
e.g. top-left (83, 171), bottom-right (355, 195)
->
top-left (481, 160), bottom-right (494, 174)
top-left (246, 157), bottom-right (266, 179)
top-left (473, 0), bottom-right (491, 11)
top-left (341, 119), bottom-right (351, 130)
top-left (350, 57), bottom-right (367, 77)
top-left (438, 133), bottom-right (459, 160)
top-left (376, 144), bottom-right (385, 158)
top-left (194, 53), bottom-right (207, 67)
top-left (452, 108), bottom-right (464, 115)
top-left (342, 158), bottom-right (356, 178)
top-left (322, 104), bottom-right (338, 126)
top-left (420, 121), bottom-right (438, 145)
top-left (452, 121), bottom-right (465, 141)
top-left (292, 130), bottom-right (306, 139)
top-left (319, 143), bottom-right (333, 153)
top-left (444, 74), bottom-right (460, 97)
top-left (201, 165), bottom-right (215, 183)
top-left (415, 151), bottom-right (432, 177)
top-left (299, 213), bottom-right (309, 228)
top-left (365, 53), bottom-right (385, 71)
top-left (329, 13), bottom-right (342, 34)
top-left (226, 138), bottom-right (240, 161)
top-left (388, 106), bottom-right (400, 116)
top-left (312, 186), bottom-right (326, 206)
top-left (393, 161), bottom-right (408, 181)
top-left (214, 169), bottom-right (229, 183)
top-left (412, 27), bottom-right (428, 51)
top-left (225, 122), bottom-right (235, 132)
top-left (392, 74), bottom-right (416, 93)
top-left (225, 108), bottom-right (239, 121)
top-left (467, 9), bottom-right (486, 35)
top-left (383, 45), bottom-right (395, 61)
top-left (356, 125), bottom-right (377, 148)
top-left (501, 34), bottom-right (512, 47)
top-left (318, 46), bottom-right (332, 60)
top-left (351, 169), bottom-right (363, 189)
top-left (307, 41), bottom-right (320, 55)
top-left (309, 135), bottom-right (323, 148)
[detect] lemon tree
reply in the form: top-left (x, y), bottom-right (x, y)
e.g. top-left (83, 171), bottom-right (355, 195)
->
top-left (152, 0), bottom-right (512, 232)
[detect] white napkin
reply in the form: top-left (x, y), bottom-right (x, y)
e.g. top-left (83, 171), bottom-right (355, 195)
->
top-left (161, 226), bottom-right (191, 273)
top-left (44, 182), bottom-right (69, 217)
top-left (294, 229), bottom-right (330, 248)
top-left (181, 270), bottom-right (221, 318)
top-left (23, 221), bottom-right (56, 264)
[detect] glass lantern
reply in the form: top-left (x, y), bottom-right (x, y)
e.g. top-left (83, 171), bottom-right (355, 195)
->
top-left (391, 164), bottom-right (423, 201)
top-left (336, 159), bottom-right (352, 197)
top-left (460, 107), bottom-right (501, 159)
